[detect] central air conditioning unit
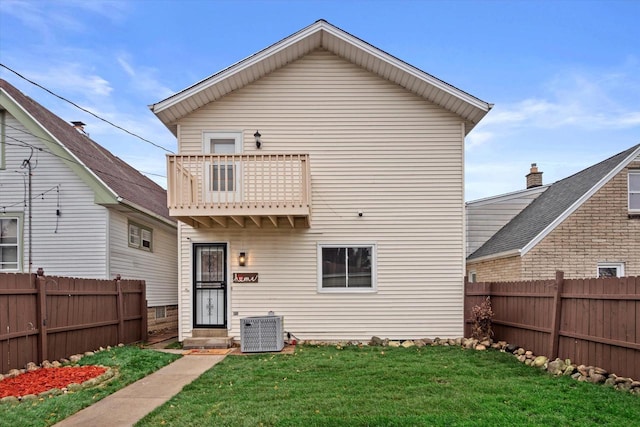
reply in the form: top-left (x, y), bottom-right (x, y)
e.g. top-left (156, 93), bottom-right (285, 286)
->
top-left (240, 315), bottom-right (284, 353)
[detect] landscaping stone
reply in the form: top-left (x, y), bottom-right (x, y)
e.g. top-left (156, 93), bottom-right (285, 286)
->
top-left (401, 340), bottom-right (415, 348)
top-left (69, 354), bottom-right (82, 363)
top-left (1, 396), bottom-right (19, 405)
top-left (423, 338), bottom-right (433, 346)
top-left (414, 339), bottom-right (426, 348)
top-left (84, 351), bottom-right (95, 357)
top-left (505, 343), bottom-right (518, 353)
top-left (7, 369), bottom-right (21, 378)
top-left (589, 373), bottom-right (606, 384)
top-left (475, 344), bottom-right (486, 351)
top-left (517, 355), bottom-right (527, 363)
top-left (42, 360), bottom-right (54, 368)
top-left (515, 348), bottom-right (526, 356)
top-left (604, 377), bottom-right (617, 387)
top-left (533, 355), bottom-right (548, 368)
top-left (388, 341), bottom-right (401, 348)
top-left (563, 366), bottom-right (575, 376)
top-left (547, 359), bottom-right (566, 375)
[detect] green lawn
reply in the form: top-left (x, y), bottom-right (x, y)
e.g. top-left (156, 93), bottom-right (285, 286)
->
top-left (0, 346), bottom-right (180, 427)
top-left (137, 345), bottom-right (639, 426)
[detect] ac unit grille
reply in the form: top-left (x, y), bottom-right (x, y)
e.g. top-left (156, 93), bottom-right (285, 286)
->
top-left (240, 316), bottom-right (284, 353)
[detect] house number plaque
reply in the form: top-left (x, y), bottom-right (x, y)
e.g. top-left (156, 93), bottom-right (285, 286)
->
top-left (233, 272), bottom-right (259, 283)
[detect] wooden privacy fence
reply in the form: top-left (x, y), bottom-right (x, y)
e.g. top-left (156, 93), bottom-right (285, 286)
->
top-left (0, 269), bottom-right (147, 373)
top-left (465, 272), bottom-right (640, 380)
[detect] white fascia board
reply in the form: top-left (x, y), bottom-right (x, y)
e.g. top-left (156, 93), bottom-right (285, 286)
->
top-left (150, 20), bottom-right (491, 122)
top-left (1, 88), bottom-right (118, 203)
top-left (466, 185), bottom-right (549, 207)
top-left (150, 22), bottom-right (326, 115)
top-left (521, 145), bottom-right (640, 256)
top-left (466, 249), bottom-right (521, 264)
top-left (116, 197), bottom-right (177, 229)
top-left (323, 23), bottom-right (491, 113)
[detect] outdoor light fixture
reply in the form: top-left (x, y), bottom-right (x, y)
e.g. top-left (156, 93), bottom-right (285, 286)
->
top-left (254, 130), bottom-right (261, 149)
top-left (239, 252), bottom-right (246, 267)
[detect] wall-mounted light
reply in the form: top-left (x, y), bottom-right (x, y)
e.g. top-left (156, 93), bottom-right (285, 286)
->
top-left (238, 252), bottom-right (246, 267)
top-left (254, 130), bottom-right (261, 149)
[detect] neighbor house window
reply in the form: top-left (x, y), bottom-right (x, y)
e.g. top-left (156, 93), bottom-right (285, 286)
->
top-left (129, 222), bottom-right (152, 251)
top-left (155, 306), bottom-right (166, 319)
top-left (629, 171), bottom-right (640, 213)
top-left (597, 262), bottom-right (624, 278)
top-left (0, 217), bottom-right (19, 271)
top-left (468, 271), bottom-right (477, 283)
top-left (319, 244), bottom-right (375, 291)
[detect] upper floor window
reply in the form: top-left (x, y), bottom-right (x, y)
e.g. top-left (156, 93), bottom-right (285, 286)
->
top-left (629, 170), bottom-right (640, 213)
top-left (597, 262), bottom-right (624, 278)
top-left (129, 222), bottom-right (152, 252)
top-left (0, 217), bottom-right (19, 271)
top-left (318, 244), bottom-right (376, 291)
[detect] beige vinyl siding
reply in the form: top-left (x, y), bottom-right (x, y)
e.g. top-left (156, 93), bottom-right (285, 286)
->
top-left (466, 186), bottom-right (548, 257)
top-left (0, 114), bottom-right (108, 276)
top-left (177, 49), bottom-right (466, 340)
top-left (108, 210), bottom-right (178, 307)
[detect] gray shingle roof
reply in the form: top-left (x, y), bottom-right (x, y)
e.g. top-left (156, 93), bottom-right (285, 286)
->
top-left (468, 143), bottom-right (640, 260)
top-left (1, 79), bottom-right (173, 223)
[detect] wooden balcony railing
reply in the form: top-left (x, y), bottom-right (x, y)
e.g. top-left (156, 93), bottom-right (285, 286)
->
top-left (166, 154), bottom-right (311, 228)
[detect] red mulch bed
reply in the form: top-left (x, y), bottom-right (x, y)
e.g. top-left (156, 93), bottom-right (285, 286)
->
top-left (0, 366), bottom-right (106, 398)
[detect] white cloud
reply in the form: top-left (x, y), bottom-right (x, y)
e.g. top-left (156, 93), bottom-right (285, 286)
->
top-left (116, 54), bottom-right (175, 100)
top-left (24, 63), bottom-right (113, 98)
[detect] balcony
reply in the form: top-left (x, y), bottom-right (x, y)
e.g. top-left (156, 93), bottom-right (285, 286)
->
top-left (166, 154), bottom-right (311, 228)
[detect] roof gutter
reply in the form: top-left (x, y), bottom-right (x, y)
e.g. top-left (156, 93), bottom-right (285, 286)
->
top-left (466, 248), bottom-right (521, 264)
top-left (116, 197), bottom-right (176, 229)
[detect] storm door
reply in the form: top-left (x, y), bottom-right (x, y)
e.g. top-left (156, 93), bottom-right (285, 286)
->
top-left (193, 244), bottom-right (227, 328)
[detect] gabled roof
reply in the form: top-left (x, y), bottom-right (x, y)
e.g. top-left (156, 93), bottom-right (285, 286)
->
top-left (0, 79), bottom-right (174, 225)
top-left (467, 143), bottom-right (640, 261)
top-left (150, 19), bottom-right (492, 135)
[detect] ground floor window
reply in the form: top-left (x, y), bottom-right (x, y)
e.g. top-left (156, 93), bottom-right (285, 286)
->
top-left (0, 217), bottom-right (19, 271)
top-left (319, 244), bottom-right (375, 291)
top-left (597, 262), bottom-right (625, 278)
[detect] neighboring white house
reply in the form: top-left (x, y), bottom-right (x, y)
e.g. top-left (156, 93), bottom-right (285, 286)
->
top-left (0, 79), bottom-right (178, 333)
top-left (150, 20), bottom-right (492, 343)
top-left (466, 164), bottom-right (549, 259)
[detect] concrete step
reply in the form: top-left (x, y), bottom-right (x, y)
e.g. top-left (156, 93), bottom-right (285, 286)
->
top-left (183, 336), bottom-right (235, 349)
top-left (192, 329), bottom-right (229, 338)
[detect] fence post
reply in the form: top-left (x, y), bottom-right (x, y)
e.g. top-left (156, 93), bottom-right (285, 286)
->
top-left (35, 268), bottom-right (48, 363)
top-left (140, 280), bottom-right (148, 343)
top-left (115, 275), bottom-right (125, 344)
top-left (550, 270), bottom-right (564, 359)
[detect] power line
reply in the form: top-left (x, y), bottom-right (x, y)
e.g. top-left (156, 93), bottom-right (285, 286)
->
top-left (2, 123), bottom-right (167, 179)
top-left (1, 63), bottom-right (174, 153)
top-left (2, 138), bottom-right (166, 193)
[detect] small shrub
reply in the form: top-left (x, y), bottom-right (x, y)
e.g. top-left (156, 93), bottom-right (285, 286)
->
top-left (470, 297), bottom-right (494, 341)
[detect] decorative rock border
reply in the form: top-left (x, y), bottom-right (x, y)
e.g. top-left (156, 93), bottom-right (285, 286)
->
top-left (299, 337), bottom-right (640, 396)
top-left (0, 343), bottom-right (124, 404)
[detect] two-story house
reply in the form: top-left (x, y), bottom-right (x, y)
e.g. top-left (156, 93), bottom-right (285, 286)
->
top-left (150, 20), bottom-right (492, 344)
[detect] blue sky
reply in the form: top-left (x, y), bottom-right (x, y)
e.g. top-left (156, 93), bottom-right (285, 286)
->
top-left (1, 0), bottom-right (638, 201)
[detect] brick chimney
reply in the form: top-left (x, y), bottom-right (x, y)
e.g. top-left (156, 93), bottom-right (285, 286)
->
top-left (526, 163), bottom-right (543, 188)
top-left (70, 121), bottom-right (87, 134)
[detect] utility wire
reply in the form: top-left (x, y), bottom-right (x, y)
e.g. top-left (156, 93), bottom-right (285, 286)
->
top-left (2, 138), bottom-right (166, 193)
top-left (1, 63), bottom-right (174, 153)
top-left (4, 122), bottom-right (166, 178)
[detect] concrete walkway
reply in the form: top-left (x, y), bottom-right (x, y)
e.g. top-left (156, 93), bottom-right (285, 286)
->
top-left (54, 352), bottom-right (225, 427)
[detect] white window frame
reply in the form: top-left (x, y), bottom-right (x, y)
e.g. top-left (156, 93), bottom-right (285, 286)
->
top-left (597, 262), bottom-right (625, 278)
top-left (468, 271), bottom-right (477, 283)
top-left (128, 222), bottom-right (152, 252)
top-left (203, 132), bottom-right (243, 203)
top-left (317, 243), bottom-right (377, 293)
top-left (0, 215), bottom-right (21, 272)
top-left (628, 170), bottom-right (640, 213)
